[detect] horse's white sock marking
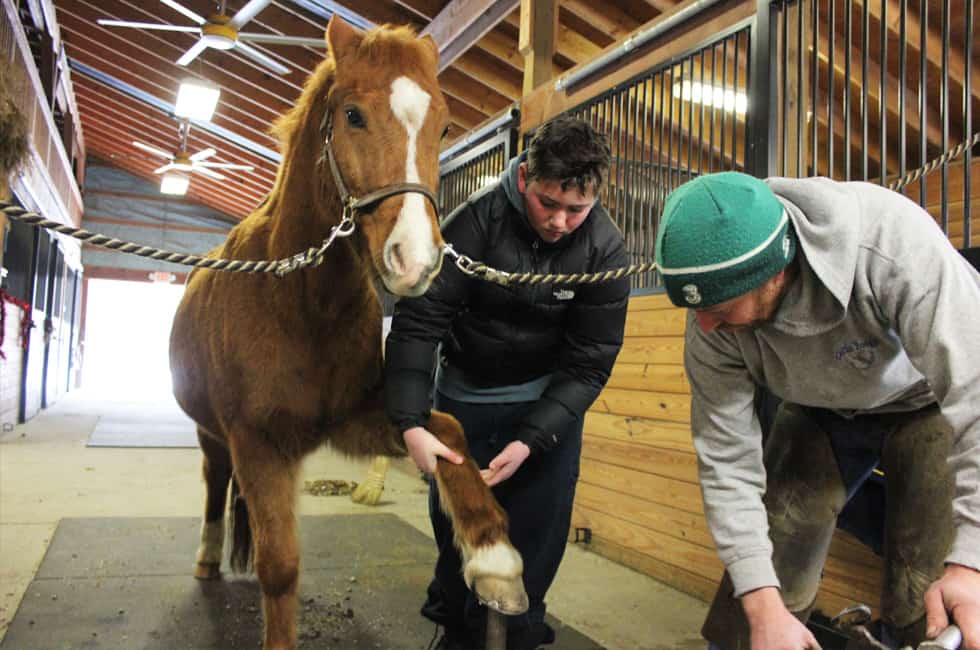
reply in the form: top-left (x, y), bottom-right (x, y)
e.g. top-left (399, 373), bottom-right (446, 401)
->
top-left (196, 520), bottom-right (224, 564)
top-left (462, 542), bottom-right (523, 588)
top-left (387, 76), bottom-right (433, 275)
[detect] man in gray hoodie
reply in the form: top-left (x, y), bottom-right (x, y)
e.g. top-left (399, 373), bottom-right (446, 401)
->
top-left (654, 172), bottom-right (980, 650)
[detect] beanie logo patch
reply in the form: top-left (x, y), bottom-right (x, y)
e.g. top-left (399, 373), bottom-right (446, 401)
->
top-left (783, 234), bottom-right (791, 258)
top-left (682, 284), bottom-right (702, 305)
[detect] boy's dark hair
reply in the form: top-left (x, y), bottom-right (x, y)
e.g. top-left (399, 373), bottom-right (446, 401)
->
top-left (525, 116), bottom-right (611, 195)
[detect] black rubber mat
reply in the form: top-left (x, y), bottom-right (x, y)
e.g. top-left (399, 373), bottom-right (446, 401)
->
top-left (2, 514), bottom-right (604, 649)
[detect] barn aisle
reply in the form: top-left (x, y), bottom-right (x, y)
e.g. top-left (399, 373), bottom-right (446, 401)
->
top-left (0, 389), bottom-right (707, 649)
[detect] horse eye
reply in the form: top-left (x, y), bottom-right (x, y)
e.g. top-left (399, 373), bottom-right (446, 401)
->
top-left (345, 107), bottom-right (366, 129)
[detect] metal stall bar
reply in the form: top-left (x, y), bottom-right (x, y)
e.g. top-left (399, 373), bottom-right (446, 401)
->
top-left (862, 0), bottom-right (870, 179)
top-left (966, 0), bottom-right (973, 247)
top-left (845, 0), bottom-right (852, 180)
top-left (879, 0), bottom-right (887, 185)
top-left (919, 0), bottom-right (927, 205)
top-left (940, 0), bottom-right (949, 234)
top-left (899, 0), bottom-right (907, 192)
top-left (811, 0), bottom-right (819, 175)
top-left (798, 0), bottom-right (805, 176)
top-left (827, 0), bottom-right (834, 178)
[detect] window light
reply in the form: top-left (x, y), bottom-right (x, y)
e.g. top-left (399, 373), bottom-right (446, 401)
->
top-left (672, 80), bottom-right (747, 114)
top-left (174, 78), bottom-right (220, 121)
top-left (160, 171), bottom-right (190, 196)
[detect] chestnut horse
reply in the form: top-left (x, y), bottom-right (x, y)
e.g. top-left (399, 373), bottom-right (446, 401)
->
top-left (169, 17), bottom-right (526, 650)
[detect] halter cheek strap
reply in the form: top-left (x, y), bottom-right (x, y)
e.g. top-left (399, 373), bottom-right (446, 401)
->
top-left (321, 114), bottom-right (441, 217)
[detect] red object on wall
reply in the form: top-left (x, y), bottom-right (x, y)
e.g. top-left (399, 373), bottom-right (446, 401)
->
top-left (0, 290), bottom-right (34, 360)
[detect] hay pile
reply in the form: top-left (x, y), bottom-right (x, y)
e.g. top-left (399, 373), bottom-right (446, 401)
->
top-left (0, 66), bottom-right (29, 195)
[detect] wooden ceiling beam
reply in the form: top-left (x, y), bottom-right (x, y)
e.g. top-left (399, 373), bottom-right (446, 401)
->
top-left (519, 0), bottom-right (558, 95)
top-left (421, 0), bottom-right (520, 71)
top-left (503, 11), bottom-right (600, 67)
top-left (439, 68), bottom-right (513, 115)
top-left (562, 0), bottom-right (641, 41)
top-left (452, 50), bottom-right (523, 99)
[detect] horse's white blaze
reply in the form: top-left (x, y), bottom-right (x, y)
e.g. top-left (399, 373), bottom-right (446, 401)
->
top-left (461, 542), bottom-right (524, 588)
top-left (196, 520), bottom-right (224, 565)
top-left (385, 76), bottom-right (437, 289)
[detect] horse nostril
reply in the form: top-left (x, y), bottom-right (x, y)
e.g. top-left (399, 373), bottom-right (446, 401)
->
top-left (388, 242), bottom-right (407, 276)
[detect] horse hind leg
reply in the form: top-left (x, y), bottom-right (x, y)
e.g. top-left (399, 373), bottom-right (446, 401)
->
top-left (195, 428), bottom-right (233, 580)
top-left (427, 410), bottom-right (529, 616)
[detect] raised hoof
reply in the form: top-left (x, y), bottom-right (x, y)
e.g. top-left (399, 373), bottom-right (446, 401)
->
top-left (472, 575), bottom-right (529, 615)
top-left (194, 562), bottom-right (221, 580)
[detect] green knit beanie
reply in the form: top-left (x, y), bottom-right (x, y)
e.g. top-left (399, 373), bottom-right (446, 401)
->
top-left (655, 172), bottom-right (796, 308)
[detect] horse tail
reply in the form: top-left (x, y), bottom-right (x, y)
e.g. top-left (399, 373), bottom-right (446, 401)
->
top-left (228, 478), bottom-right (253, 573)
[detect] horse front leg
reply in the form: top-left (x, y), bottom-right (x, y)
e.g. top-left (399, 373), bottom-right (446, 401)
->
top-left (427, 410), bottom-right (529, 615)
top-left (229, 435), bottom-right (301, 650)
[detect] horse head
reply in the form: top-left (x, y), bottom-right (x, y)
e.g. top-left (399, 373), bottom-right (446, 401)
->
top-left (275, 17), bottom-right (449, 297)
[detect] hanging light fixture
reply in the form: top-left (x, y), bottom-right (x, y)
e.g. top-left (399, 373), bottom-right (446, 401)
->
top-left (174, 78), bottom-right (220, 121)
top-left (160, 171), bottom-right (190, 195)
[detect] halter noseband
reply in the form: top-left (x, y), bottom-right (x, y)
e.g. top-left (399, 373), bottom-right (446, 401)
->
top-left (321, 113), bottom-right (441, 219)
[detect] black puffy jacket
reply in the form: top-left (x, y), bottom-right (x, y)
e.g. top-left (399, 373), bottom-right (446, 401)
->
top-left (384, 180), bottom-right (629, 454)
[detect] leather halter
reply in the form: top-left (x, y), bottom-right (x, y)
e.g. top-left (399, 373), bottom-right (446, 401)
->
top-left (321, 113), bottom-right (441, 218)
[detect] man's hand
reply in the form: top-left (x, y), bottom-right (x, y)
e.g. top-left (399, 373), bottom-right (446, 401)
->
top-left (924, 563), bottom-right (980, 650)
top-left (403, 426), bottom-right (463, 474)
top-left (480, 441), bottom-right (531, 487)
top-left (741, 586), bottom-right (822, 650)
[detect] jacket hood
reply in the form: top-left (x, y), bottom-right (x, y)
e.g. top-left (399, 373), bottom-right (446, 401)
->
top-left (500, 151), bottom-right (527, 215)
top-left (766, 177), bottom-right (862, 336)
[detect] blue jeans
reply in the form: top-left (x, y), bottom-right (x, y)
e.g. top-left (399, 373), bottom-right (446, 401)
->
top-left (422, 391), bottom-right (582, 649)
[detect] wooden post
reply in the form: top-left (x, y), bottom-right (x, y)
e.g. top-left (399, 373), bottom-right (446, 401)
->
top-left (519, 0), bottom-right (558, 96)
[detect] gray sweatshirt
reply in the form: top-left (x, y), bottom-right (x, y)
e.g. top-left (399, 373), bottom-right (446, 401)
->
top-left (684, 176), bottom-right (980, 597)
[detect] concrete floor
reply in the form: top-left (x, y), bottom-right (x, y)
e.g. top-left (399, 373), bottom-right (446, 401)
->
top-left (0, 388), bottom-right (708, 649)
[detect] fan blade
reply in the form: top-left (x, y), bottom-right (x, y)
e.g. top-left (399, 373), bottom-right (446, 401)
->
top-left (133, 141), bottom-right (173, 159)
top-left (159, 0), bottom-right (205, 25)
top-left (197, 163), bottom-right (254, 170)
top-left (234, 42), bottom-right (290, 75)
top-left (154, 163), bottom-right (177, 174)
top-left (177, 39), bottom-right (209, 67)
top-left (194, 166), bottom-right (226, 180)
top-left (190, 147), bottom-right (216, 162)
top-left (238, 33), bottom-right (326, 47)
top-left (228, 0), bottom-right (272, 30)
top-left (97, 20), bottom-right (199, 32)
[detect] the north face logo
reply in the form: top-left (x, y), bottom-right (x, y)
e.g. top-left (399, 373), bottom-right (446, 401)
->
top-left (553, 289), bottom-right (575, 301)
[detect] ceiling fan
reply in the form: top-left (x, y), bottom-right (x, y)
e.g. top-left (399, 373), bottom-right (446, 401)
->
top-left (132, 122), bottom-right (253, 181)
top-left (97, 0), bottom-right (325, 75)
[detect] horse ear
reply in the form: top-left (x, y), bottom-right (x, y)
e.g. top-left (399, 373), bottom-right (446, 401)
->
top-left (419, 34), bottom-right (440, 67)
top-left (325, 15), bottom-right (363, 63)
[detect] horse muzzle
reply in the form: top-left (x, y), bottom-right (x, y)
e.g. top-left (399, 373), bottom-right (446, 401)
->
top-left (382, 242), bottom-right (443, 297)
